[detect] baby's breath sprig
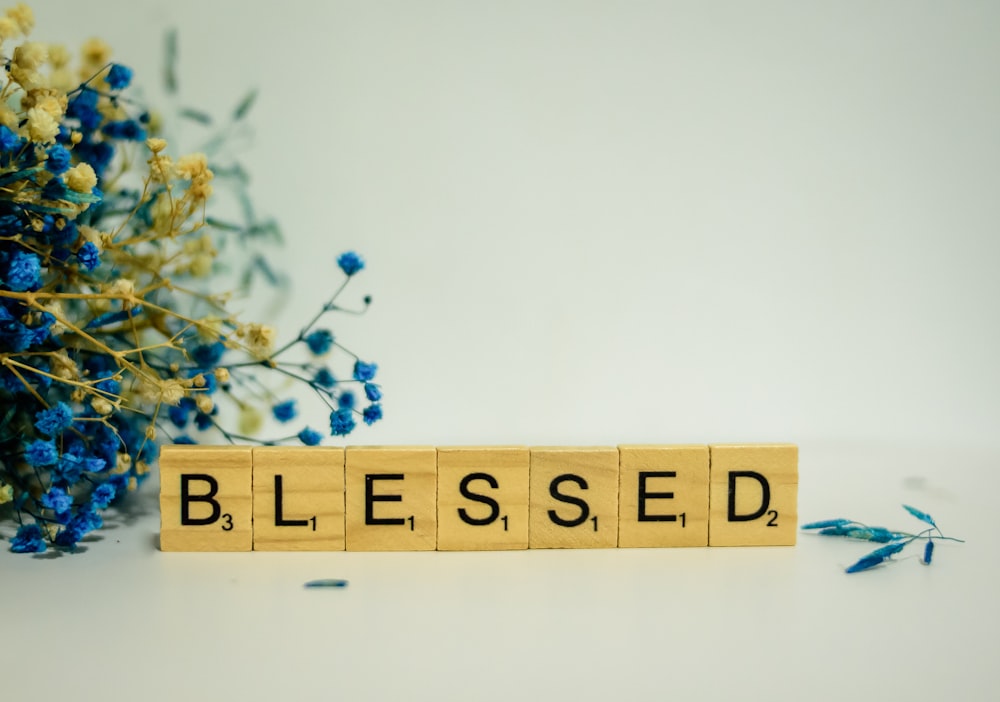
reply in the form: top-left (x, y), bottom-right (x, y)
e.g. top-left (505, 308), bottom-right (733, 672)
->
top-left (0, 4), bottom-right (381, 554)
top-left (802, 504), bottom-right (964, 574)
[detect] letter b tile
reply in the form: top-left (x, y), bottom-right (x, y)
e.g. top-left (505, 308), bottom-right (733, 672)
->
top-left (159, 445), bottom-right (253, 551)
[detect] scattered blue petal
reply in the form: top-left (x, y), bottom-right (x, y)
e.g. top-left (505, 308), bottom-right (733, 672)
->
top-left (304, 579), bottom-right (348, 588)
top-left (802, 518), bottom-right (853, 530)
top-left (902, 504), bottom-right (937, 528)
top-left (922, 539), bottom-right (934, 565)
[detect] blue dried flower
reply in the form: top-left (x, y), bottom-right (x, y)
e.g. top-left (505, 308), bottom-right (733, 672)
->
top-left (337, 391), bottom-right (355, 409)
top-left (25, 439), bottom-right (59, 467)
top-left (92, 483), bottom-right (117, 509)
top-left (297, 427), bottom-right (322, 446)
top-left (363, 403), bottom-right (383, 425)
top-left (10, 524), bottom-right (47, 553)
top-left (845, 553), bottom-right (886, 574)
top-left (272, 400), bottom-right (297, 423)
top-left (5, 250), bottom-right (42, 292)
top-left (46, 144), bottom-right (72, 174)
top-left (107, 64), bottom-right (134, 90)
top-left (34, 402), bottom-right (74, 436)
top-left (329, 408), bottom-right (356, 436)
top-left (40, 487), bottom-right (73, 517)
top-left (76, 242), bottom-right (101, 271)
top-left (314, 368), bottom-right (335, 388)
top-left (364, 383), bottom-right (382, 402)
top-left (0, 124), bottom-right (20, 153)
top-left (337, 251), bottom-right (365, 276)
top-left (305, 329), bottom-right (333, 355)
top-left (353, 360), bottom-right (377, 382)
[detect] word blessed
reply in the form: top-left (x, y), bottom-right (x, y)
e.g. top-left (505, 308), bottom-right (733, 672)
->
top-left (158, 444), bottom-right (798, 551)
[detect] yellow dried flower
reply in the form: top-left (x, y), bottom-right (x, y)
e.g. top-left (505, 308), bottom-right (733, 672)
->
top-left (157, 379), bottom-right (186, 406)
top-left (214, 367), bottom-right (230, 383)
top-left (7, 3), bottom-right (33, 33)
top-left (0, 16), bottom-right (18, 40)
top-left (13, 41), bottom-right (46, 70)
top-left (176, 153), bottom-right (210, 179)
top-left (237, 322), bottom-right (276, 357)
top-left (25, 106), bottom-right (59, 142)
top-left (238, 406), bottom-right (263, 435)
top-left (0, 482), bottom-right (13, 505)
top-left (47, 43), bottom-right (70, 68)
top-left (146, 137), bottom-right (167, 153)
top-left (91, 397), bottom-right (114, 415)
top-left (194, 394), bottom-right (213, 414)
top-left (66, 162), bottom-right (97, 192)
top-left (80, 36), bottom-right (111, 67)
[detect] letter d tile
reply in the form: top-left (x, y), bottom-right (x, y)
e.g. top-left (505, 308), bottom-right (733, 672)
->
top-left (708, 444), bottom-right (798, 546)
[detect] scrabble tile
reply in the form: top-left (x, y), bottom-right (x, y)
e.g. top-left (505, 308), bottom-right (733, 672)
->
top-left (345, 446), bottom-right (437, 551)
top-left (529, 447), bottom-right (619, 549)
top-left (708, 444), bottom-right (798, 546)
top-left (252, 447), bottom-right (345, 551)
top-left (159, 445), bottom-right (253, 551)
top-left (437, 446), bottom-right (529, 551)
top-left (617, 445), bottom-right (709, 548)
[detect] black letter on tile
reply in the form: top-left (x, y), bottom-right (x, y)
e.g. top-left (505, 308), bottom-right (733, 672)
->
top-left (274, 474), bottom-right (309, 527)
top-left (548, 474), bottom-right (590, 527)
top-left (458, 472), bottom-right (501, 526)
top-left (180, 474), bottom-right (221, 525)
top-left (366, 473), bottom-right (406, 525)
top-left (638, 471), bottom-right (677, 522)
top-left (727, 471), bottom-right (770, 522)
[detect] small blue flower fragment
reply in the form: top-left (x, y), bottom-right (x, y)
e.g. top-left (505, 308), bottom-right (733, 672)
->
top-left (337, 251), bottom-right (364, 276)
top-left (106, 64), bottom-right (133, 90)
top-left (304, 579), bottom-right (348, 589)
top-left (922, 539), bottom-right (935, 565)
top-left (304, 329), bottom-right (333, 355)
top-left (802, 518), bottom-right (853, 530)
top-left (903, 504), bottom-right (937, 528)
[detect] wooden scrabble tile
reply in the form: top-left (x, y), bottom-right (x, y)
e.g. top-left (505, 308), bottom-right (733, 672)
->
top-left (708, 444), bottom-right (798, 546)
top-left (252, 447), bottom-right (345, 551)
top-left (159, 445), bottom-right (253, 551)
top-left (437, 446), bottom-right (529, 551)
top-left (345, 446), bottom-right (437, 551)
top-left (617, 445), bottom-right (709, 548)
top-left (529, 447), bottom-right (619, 549)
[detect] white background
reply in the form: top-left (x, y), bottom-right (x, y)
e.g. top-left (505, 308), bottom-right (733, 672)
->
top-left (3, 2), bottom-right (999, 700)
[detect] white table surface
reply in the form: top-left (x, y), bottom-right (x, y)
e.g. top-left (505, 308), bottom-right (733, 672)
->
top-left (2, 441), bottom-right (996, 701)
